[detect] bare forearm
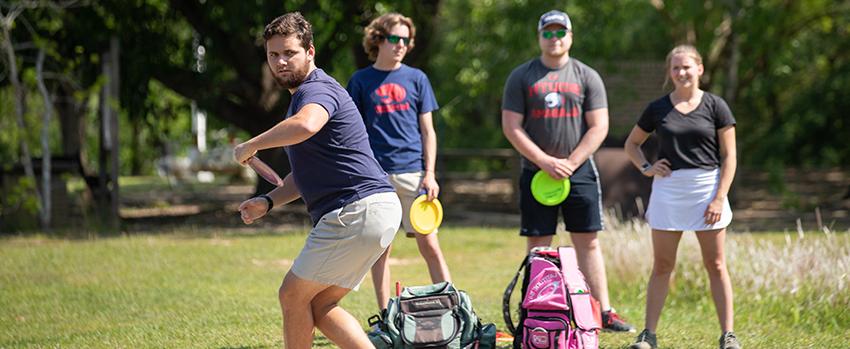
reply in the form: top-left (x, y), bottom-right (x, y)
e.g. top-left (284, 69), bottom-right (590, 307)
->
top-left (248, 119), bottom-right (315, 151)
top-left (624, 141), bottom-right (649, 169)
top-left (421, 127), bottom-right (437, 173)
top-left (267, 174), bottom-right (301, 207)
top-left (247, 104), bottom-right (328, 152)
top-left (567, 125), bottom-right (607, 166)
top-left (505, 128), bottom-right (549, 165)
top-left (714, 126), bottom-right (737, 200)
top-left (501, 111), bottom-right (550, 166)
top-left (715, 154), bottom-right (736, 200)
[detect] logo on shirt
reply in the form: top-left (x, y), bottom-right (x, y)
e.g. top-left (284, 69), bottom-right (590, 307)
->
top-left (528, 81), bottom-right (580, 98)
top-left (373, 83), bottom-right (410, 114)
top-left (544, 92), bottom-right (562, 108)
top-left (528, 81), bottom-right (581, 119)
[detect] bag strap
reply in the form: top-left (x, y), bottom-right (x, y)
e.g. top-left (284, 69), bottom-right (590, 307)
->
top-left (502, 255), bottom-right (528, 335)
top-left (367, 314), bottom-right (382, 328)
top-left (558, 246), bottom-right (601, 330)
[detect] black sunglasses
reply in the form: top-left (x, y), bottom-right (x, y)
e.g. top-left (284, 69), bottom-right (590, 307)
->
top-left (540, 29), bottom-right (568, 39)
top-left (385, 34), bottom-right (411, 46)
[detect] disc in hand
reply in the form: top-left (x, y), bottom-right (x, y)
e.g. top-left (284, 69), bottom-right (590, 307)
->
top-left (247, 157), bottom-right (284, 187)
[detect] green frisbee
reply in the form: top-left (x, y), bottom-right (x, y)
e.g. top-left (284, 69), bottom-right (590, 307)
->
top-left (531, 170), bottom-right (570, 206)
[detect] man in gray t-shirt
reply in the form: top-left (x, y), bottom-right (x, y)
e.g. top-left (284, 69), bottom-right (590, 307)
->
top-left (501, 9), bottom-right (634, 333)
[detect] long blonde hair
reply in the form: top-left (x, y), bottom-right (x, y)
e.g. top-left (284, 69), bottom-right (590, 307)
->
top-left (663, 44), bottom-right (703, 90)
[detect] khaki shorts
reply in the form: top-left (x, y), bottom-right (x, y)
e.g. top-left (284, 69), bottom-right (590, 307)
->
top-left (387, 172), bottom-right (437, 236)
top-left (290, 192), bottom-right (401, 289)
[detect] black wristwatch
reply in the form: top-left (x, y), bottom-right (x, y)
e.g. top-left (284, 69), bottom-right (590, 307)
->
top-left (640, 162), bottom-right (652, 173)
top-left (258, 194), bottom-right (274, 214)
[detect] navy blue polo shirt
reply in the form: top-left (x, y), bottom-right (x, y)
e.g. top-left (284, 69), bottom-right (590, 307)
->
top-left (285, 68), bottom-right (394, 225)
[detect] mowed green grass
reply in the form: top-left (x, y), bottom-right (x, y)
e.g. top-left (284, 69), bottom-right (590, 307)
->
top-left (1, 224), bottom-right (848, 348)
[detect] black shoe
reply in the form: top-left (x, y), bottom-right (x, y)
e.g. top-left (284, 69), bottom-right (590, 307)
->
top-left (601, 308), bottom-right (636, 333)
top-left (629, 329), bottom-right (657, 349)
top-left (719, 331), bottom-right (741, 349)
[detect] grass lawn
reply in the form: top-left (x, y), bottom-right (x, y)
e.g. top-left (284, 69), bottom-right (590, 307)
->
top-left (1, 221), bottom-right (848, 348)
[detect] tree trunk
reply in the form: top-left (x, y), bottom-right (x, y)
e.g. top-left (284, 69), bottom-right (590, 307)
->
top-left (97, 38), bottom-right (121, 232)
top-left (407, 0), bottom-right (441, 70)
top-left (723, 5), bottom-right (741, 106)
top-left (109, 38), bottom-right (121, 229)
top-left (130, 117), bottom-right (142, 175)
top-left (1, 25), bottom-right (43, 221)
top-left (56, 82), bottom-right (85, 157)
top-left (35, 49), bottom-right (52, 230)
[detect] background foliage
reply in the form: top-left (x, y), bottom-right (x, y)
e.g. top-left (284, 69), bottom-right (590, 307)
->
top-left (1, 1), bottom-right (849, 224)
top-left (3, 0), bottom-right (849, 170)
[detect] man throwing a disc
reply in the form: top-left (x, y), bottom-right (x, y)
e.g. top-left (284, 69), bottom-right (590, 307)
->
top-left (501, 9), bottom-right (635, 332)
top-left (234, 12), bottom-right (401, 349)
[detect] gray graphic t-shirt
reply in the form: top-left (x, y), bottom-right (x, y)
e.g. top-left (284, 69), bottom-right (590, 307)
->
top-left (502, 58), bottom-right (607, 170)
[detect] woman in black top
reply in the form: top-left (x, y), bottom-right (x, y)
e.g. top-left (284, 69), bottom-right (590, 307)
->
top-left (624, 45), bottom-right (740, 349)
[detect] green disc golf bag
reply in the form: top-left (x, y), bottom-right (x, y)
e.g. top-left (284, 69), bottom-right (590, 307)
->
top-left (367, 281), bottom-right (496, 349)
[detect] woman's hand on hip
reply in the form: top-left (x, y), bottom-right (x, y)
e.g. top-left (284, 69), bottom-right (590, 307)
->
top-left (646, 159), bottom-right (672, 177)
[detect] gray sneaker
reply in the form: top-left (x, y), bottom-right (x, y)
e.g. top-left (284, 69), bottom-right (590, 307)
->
top-left (629, 329), bottom-right (657, 349)
top-left (719, 331), bottom-right (741, 349)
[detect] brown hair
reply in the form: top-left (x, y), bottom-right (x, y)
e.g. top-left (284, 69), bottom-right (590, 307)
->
top-left (362, 13), bottom-right (416, 61)
top-left (664, 44), bottom-right (703, 89)
top-left (263, 12), bottom-right (313, 51)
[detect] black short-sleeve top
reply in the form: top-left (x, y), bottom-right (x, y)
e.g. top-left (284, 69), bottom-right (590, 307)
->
top-left (636, 92), bottom-right (736, 170)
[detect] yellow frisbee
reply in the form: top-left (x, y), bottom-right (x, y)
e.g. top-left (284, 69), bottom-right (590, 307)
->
top-left (409, 195), bottom-right (444, 235)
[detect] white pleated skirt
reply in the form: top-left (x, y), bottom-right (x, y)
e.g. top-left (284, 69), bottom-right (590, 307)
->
top-left (645, 168), bottom-right (732, 231)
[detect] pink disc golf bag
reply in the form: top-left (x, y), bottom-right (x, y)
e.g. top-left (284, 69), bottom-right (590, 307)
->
top-left (503, 246), bottom-right (601, 349)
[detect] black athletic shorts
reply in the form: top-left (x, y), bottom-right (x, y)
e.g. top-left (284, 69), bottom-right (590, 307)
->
top-left (518, 158), bottom-right (603, 236)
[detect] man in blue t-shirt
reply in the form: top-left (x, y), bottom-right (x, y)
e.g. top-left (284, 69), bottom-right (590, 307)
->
top-left (346, 12), bottom-right (452, 311)
top-left (234, 12), bottom-right (401, 349)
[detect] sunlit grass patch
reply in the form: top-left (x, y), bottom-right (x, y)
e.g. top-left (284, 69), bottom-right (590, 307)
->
top-left (1, 224), bottom-right (847, 348)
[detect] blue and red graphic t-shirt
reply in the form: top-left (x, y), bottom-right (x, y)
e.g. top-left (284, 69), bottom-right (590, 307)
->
top-left (285, 68), bottom-right (394, 225)
top-left (502, 58), bottom-right (607, 171)
top-left (346, 64), bottom-right (439, 174)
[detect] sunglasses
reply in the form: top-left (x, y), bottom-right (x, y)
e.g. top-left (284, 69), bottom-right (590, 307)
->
top-left (385, 34), bottom-right (411, 46)
top-left (540, 29), bottom-right (568, 39)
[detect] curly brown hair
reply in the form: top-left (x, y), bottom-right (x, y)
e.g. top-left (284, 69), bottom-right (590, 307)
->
top-left (362, 13), bottom-right (416, 61)
top-left (263, 12), bottom-right (313, 51)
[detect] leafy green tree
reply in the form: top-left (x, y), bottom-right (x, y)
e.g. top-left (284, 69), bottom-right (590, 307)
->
top-left (5, 0), bottom-right (849, 211)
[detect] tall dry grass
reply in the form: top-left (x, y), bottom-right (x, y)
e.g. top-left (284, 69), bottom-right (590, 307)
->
top-left (595, 214), bottom-right (849, 307)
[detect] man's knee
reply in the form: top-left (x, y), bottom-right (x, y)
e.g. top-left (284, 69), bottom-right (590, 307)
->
top-left (311, 298), bottom-right (340, 320)
top-left (311, 288), bottom-right (348, 320)
top-left (570, 233), bottom-right (600, 251)
top-left (416, 237), bottom-right (442, 259)
top-left (278, 284), bottom-right (300, 308)
top-left (527, 236), bottom-right (553, 250)
top-left (278, 275), bottom-right (313, 309)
